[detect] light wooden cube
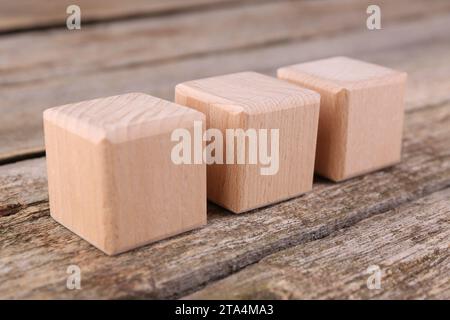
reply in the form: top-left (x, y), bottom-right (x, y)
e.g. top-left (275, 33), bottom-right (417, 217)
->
top-left (278, 56), bottom-right (407, 181)
top-left (175, 72), bottom-right (320, 213)
top-left (43, 93), bottom-right (206, 255)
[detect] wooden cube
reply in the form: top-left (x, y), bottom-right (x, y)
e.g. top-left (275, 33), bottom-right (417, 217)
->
top-left (175, 72), bottom-right (320, 213)
top-left (43, 93), bottom-right (206, 255)
top-left (278, 56), bottom-right (407, 181)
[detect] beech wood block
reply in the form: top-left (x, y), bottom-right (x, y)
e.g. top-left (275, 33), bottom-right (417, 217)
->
top-left (278, 56), bottom-right (407, 181)
top-left (43, 93), bottom-right (206, 255)
top-left (175, 72), bottom-right (320, 213)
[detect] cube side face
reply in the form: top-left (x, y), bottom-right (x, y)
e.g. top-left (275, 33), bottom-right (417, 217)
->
top-left (177, 87), bottom-right (241, 212)
top-left (210, 111), bottom-right (245, 213)
top-left (343, 80), bottom-right (405, 179)
top-left (44, 120), bottom-right (111, 252)
top-left (303, 86), bottom-right (348, 181)
top-left (107, 124), bottom-right (207, 254)
top-left (278, 71), bottom-right (347, 181)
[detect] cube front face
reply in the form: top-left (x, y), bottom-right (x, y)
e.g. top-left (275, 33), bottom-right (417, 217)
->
top-left (239, 107), bottom-right (319, 212)
top-left (343, 80), bottom-right (405, 179)
top-left (106, 129), bottom-right (206, 254)
top-left (176, 72), bottom-right (320, 213)
top-left (278, 57), bottom-right (407, 181)
top-left (44, 93), bottom-right (206, 255)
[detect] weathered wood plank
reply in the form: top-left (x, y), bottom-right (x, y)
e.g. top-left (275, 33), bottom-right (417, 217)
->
top-left (4, 0), bottom-right (444, 85)
top-left (0, 0), bottom-right (254, 33)
top-left (0, 157), bottom-right (47, 217)
top-left (186, 189), bottom-right (450, 299)
top-left (1, 3), bottom-right (450, 162)
top-left (1, 101), bottom-right (450, 299)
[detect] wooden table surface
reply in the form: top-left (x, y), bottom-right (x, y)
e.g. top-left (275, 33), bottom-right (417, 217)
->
top-left (0, 0), bottom-right (449, 299)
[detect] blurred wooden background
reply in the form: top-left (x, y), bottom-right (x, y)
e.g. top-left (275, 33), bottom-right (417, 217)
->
top-left (0, 0), bottom-right (449, 299)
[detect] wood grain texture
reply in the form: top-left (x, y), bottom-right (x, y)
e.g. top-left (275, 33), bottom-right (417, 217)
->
top-left (44, 93), bottom-right (206, 255)
top-left (176, 72), bottom-right (320, 213)
top-left (0, 0), bottom-right (252, 32)
top-left (278, 57), bottom-right (407, 181)
top-left (186, 188), bottom-right (450, 299)
top-left (3, 0), bottom-right (442, 86)
top-left (1, 2), bottom-right (450, 162)
top-left (0, 158), bottom-right (47, 217)
top-left (1, 101), bottom-right (450, 298)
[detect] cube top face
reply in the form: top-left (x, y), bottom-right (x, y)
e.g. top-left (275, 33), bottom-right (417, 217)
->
top-left (43, 92), bottom-right (204, 143)
top-left (278, 56), bottom-right (407, 91)
top-left (176, 71), bottom-right (320, 115)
